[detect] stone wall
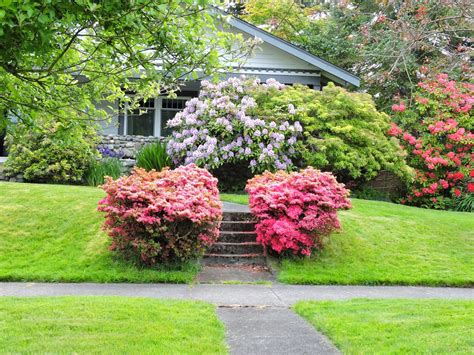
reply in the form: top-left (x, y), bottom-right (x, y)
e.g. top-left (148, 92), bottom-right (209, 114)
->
top-left (0, 162), bottom-right (23, 182)
top-left (98, 134), bottom-right (162, 159)
top-left (98, 134), bottom-right (163, 172)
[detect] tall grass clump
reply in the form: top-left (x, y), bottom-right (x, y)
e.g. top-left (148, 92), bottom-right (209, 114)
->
top-left (136, 141), bottom-right (172, 171)
top-left (85, 158), bottom-right (122, 186)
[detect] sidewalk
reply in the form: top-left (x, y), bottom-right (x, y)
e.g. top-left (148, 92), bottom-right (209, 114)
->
top-left (1, 283), bottom-right (472, 306)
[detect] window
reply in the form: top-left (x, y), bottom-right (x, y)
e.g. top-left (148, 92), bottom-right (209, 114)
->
top-left (125, 99), bottom-right (155, 136)
top-left (160, 98), bottom-right (189, 137)
top-left (118, 99), bottom-right (156, 137)
top-left (118, 96), bottom-right (192, 137)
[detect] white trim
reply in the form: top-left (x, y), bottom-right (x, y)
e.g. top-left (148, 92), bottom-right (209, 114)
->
top-left (154, 97), bottom-right (161, 137)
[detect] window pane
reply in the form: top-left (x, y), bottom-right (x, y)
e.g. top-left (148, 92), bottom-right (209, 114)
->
top-left (127, 109), bottom-right (154, 136)
top-left (160, 110), bottom-right (178, 137)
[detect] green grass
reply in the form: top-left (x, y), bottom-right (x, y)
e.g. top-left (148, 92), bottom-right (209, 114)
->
top-left (0, 182), bottom-right (198, 283)
top-left (221, 194), bottom-right (474, 286)
top-left (294, 299), bottom-right (474, 354)
top-left (0, 297), bottom-right (226, 354)
top-left (220, 193), bottom-right (249, 205)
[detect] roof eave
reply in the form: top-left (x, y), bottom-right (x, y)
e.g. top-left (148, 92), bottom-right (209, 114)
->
top-left (216, 8), bottom-right (360, 87)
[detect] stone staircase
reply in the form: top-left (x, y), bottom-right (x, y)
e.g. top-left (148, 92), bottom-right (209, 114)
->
top-left (203, 211), bottom-right (266, 265)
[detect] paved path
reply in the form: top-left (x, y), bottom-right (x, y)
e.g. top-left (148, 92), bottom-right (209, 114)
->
top-left (222, 201), bottom-right (250, 213)
top-left (1, 283), bottom-right (472, 305)
top-left (218, 307), bottom-right (340, 355)
top-left (2, 283), bottom-right (472, 354)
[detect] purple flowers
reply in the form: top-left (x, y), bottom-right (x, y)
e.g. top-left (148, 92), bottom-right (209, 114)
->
top-left (99, 147), bottom-right (124, 159)
top-left (167, 76), bottom-right (300, 172)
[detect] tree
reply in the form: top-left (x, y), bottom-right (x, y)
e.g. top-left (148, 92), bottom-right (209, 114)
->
top-left (240, 0), bottom-right (473, 111)
top-left (0, 1), bottom-right (252, 128)
top-left (242, 0), bottom-right (310, 41)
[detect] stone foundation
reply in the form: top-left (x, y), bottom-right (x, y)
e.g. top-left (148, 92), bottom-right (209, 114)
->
top-left (0, 163), bottom-right (23, 182)
top-left (98, 134), bottom-right (162, 159)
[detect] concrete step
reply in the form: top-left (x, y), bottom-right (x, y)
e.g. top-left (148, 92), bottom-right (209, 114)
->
top-left (219, 231), bottom-right (257, 243)
top-left (208, 242), bottom-right (263, 255)
top-left (203, 254), bottom-right (266, 265)
top-left (220, 221), bottom-right (257, 232)
top-left (222, 211), bottom-right (254, 221)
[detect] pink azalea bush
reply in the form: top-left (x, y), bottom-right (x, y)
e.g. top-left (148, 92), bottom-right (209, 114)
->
top-left (246, 168), bottom-right (351, 256)
top-left (388, 74), bottom-right (473, 210)
top-left (98, 164), bottom-right (222, 265)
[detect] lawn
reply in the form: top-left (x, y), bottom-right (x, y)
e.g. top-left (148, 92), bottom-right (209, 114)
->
top-left (0, 297), bottom-right (226, 353)
top-left (294, 299), bottom-right (474, 354)
top-left (0, 182), bottom-right (198, 283)
top-left (220, 194), bottom-right (474, 286)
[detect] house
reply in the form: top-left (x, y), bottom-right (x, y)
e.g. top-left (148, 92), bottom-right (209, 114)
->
top-left (97, 11), bottom-right (360, 140)
top-left (0, 11), bottom-right (360, 160)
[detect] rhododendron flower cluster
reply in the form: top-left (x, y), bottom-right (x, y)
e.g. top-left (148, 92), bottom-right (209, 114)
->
top-left (246, 167), bottom-right (351, 256)
top-left (166, 76), bottom-right (301, 173)
top-left (389, 74), bottom-right (473, 209)
top-left (98, 164), bottom-right (222, 265)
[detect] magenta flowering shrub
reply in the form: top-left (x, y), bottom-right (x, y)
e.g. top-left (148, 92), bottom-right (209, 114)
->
top-left (246, 168), bottom-right (351, 256)
top-left (98, 164), bottom-right (222, 265)
top-left (388, 74), bottom-right (473, 210)
top-left (166, 76), bottom-right (302, 173)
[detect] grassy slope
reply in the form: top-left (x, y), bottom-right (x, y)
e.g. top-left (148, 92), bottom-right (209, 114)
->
top-left (0, 297), bottom-right (226, 353)
top-left (0, 182), bottom-right (197, 283)
top-left (220, 194), bottom-right (474, 286)
top-left (294, 299), bottom-right (474, 354)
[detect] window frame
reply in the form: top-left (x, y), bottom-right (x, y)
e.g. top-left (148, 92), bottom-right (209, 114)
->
top-left (121, 96), bottom-right (191, 137)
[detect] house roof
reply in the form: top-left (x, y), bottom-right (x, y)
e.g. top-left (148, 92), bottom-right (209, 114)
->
top-left (217, 8), bottom-right (360, 87)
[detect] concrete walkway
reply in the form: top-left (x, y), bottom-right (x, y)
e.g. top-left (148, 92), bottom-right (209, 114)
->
top-left (222, 201), bottom-right (250, 213)
top-left (1, 283), bottom-right (472, 305)
top-left (1, 283), bottom-right (473, 355)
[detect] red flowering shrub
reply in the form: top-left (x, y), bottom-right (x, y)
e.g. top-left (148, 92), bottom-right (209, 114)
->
top-left (388, 74), bottom-right (473, 210)
top-left (98, 164), bottom-right (222, 265)
top-left (246, 167), bottom-right (351, 256)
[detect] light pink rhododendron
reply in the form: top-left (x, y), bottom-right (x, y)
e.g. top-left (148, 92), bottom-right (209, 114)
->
top-left (98, 164), bottom-right (222, 265)
top-left (246, 167), bottom-right (351, 256)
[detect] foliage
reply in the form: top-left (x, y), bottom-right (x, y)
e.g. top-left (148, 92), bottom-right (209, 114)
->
top-left (350, 187), bottom-right (392, 202)
top-left (240, 0), bottom-right (473, 110)
top-left (0, 182), bottom-right (199, 283)
top-left (295, 299), bottom-right (474, 354)
top-left (4, 119), bottom-right (97, 183)
top-left (167, 76), bottom-right (301, 173)
top-left (388, 74), bottom-right (473, 210)
top-left (455, 194), bottom-right (474, 213)
top-left (276, 198), bottom-right (474, 286)
top-left (0, 297), bottom-right (226, 354)
top-left (356, 0), bottom-right (473, 110)
top-left (0, 1), bottom-right (252, 129)
top-left (98, 165), bottom-right (222, 265)
top-left (260, 82), bottom-right (411, 182)
top-left (241, 0), bottom-right (310, 41)
top-left (136, 141), bottom-right (172, 172)
top-left (85, 158), bottom-right (122, 187)
top-left (246, 167), bottom-right (351, 256)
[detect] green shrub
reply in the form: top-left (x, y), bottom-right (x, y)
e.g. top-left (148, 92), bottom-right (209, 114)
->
top-left (255, 83), bottom-right (411, 183)
top-left (136, 141), bottom-right (172, 171)
top-left (455, 194), bottom-right (474, 213)
top-left (4, 120), bottom-right (98, 183)
top-left (85, 158), bottom-right (122, 186)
